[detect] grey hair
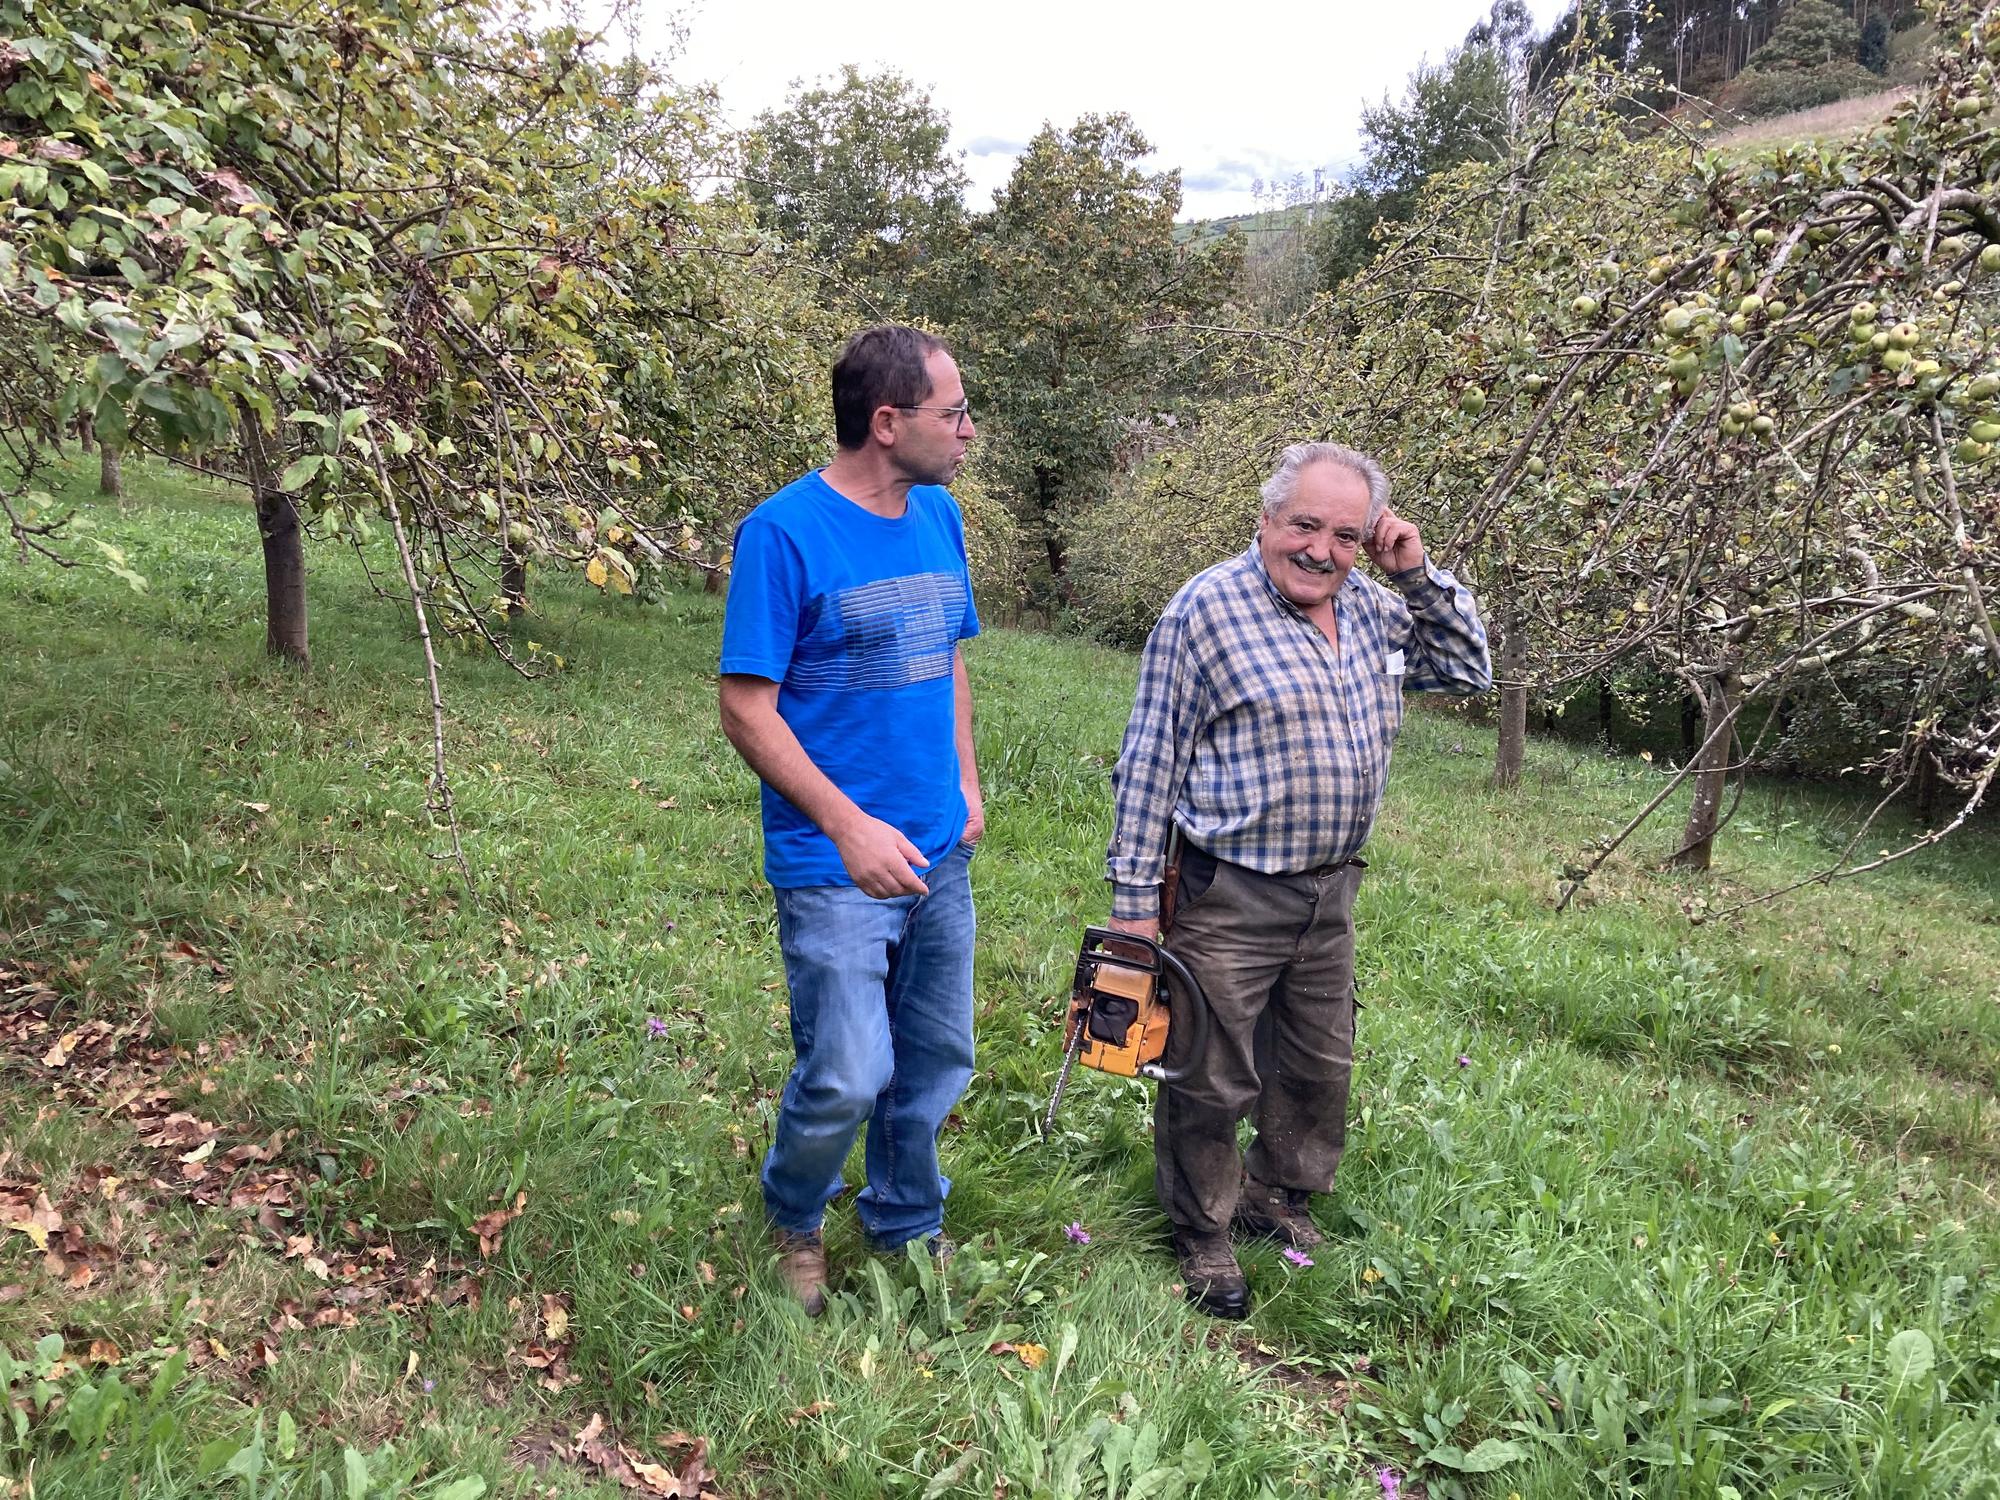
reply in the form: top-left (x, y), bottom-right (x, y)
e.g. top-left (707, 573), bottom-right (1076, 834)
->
top-left (1259, 442), bottom-right (1390, 536)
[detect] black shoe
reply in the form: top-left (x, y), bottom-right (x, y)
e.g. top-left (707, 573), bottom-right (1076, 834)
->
top-left (1232, 1179), bottom-right (1325, 1250)
top-left (1173, 1228), bottom-right (1250, 1319)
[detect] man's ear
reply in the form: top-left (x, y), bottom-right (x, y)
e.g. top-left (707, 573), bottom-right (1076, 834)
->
top-left (869, 405), bottom-right (899, 447)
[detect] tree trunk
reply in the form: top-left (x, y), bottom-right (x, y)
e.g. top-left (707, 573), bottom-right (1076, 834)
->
top-left (1670, 667), bottom-right (1739, 870)
top-left (1492, 611), bottom-right (1528, 789)
top-left (99, 443), bottom-right (122, 499)
top-left (1913, 751), bottom-right (1941, 828)
top-left (502, 549), bottom-right (528, 616)
top-left (701, 538), bottom-right (727, 596)
top-left (241, 416), bottom-right (310, 667)
top-left (77, 416), bottom-right (95, 455)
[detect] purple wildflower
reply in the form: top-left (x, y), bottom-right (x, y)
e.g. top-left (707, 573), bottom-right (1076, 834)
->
top-left (422, 1378), bottom-right (435, 1393)
top-left (1378, 1467), bottom-right (1402, 1499)
top-left (1456, 1053), bottom-right (1472, 1068)
top-left (1281, 1246), bottom-right (1314, 1269)
top-left (1064, 1221), bottom-right (1091, 1245)
top-left (646, 1016), bottom-right (669, 1040)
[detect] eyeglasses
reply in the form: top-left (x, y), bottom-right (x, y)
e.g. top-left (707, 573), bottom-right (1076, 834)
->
top-left (895, 402), bottom-right (974, 430)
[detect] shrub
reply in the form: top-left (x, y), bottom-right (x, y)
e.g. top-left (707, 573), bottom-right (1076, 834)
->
top-left (1722, 59), bottom-right (1884, 118)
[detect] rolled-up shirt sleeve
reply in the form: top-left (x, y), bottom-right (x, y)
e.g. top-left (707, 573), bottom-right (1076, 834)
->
top-left (1106, 608), bottom-right (1206, 921)
top-left (1387, 561), bottom-right (1491, 695)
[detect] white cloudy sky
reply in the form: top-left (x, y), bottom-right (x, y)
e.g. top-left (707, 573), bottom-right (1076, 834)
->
top-left (641, 0), bottom-right (1577, 221)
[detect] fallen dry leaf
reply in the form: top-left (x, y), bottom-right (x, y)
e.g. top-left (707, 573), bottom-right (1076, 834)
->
top-left (571, 1415), bottom-right (718, 1497)
top-left (541, 1292), bottom-right (569, 1342)
top-left (989, 1341), bottom-right (1048, 1370)
top-left (468, 1191), bottom-right (526, 1257)
top-left (43, 1030), bottom-right (80, 1068)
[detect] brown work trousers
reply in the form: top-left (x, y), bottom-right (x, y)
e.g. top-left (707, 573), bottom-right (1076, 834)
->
top-left (1156, 846), bottom-right (1361, 1235)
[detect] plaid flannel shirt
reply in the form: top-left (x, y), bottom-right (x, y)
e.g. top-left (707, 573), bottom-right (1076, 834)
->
top-left (1106, 545), bottom-right (1491, 921)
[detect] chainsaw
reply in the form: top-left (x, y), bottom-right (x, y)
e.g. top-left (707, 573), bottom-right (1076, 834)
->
top-left (1040, 926), bottom-right (1214, 1136)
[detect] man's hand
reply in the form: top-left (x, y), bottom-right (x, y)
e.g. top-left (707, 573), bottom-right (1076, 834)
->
top-left (1365, 509), bottom-right (1425, 575)
top-left (834, 814), bottom-right (931, 898)
top-left (961, 786), bottom-right (985, 846)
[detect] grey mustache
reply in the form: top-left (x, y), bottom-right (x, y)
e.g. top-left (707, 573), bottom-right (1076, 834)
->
top-left (1285, 552), bottom-right (1340, 575)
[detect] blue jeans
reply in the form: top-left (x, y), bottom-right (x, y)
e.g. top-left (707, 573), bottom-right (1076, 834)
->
top-left (762, 839), bottom-right (977, 1249)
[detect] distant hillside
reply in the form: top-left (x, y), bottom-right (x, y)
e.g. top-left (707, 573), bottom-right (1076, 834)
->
top-left (1713, 84), bottom-right (1915, 151)
top-left (1173, 203), bottom-right (1319, 244)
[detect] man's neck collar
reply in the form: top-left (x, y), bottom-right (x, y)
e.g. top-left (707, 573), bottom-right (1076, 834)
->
top-left (821, 453), bottom-right (914, 518)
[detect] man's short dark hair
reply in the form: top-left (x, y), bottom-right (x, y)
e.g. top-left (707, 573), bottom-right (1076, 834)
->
top-left (832, 325), bottom-right (948, 450)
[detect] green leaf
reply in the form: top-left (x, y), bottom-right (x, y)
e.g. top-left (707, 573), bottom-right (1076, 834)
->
top-left (1457, 1438), bottom-right (1528, 1472)
top-left (196, 1437), bottom-right (242, 1478)
top-left (430, 1480), bottom-right (487, 1500)
top-left (1885, 1329), bottom-right (1935, 1388)
top-left (344, 1445), bottom-right (370, 1500)
top-left (279, 454), bottom-right (325, 492)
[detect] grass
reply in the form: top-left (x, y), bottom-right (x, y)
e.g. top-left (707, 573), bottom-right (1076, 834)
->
top-left (2, 452), bottom-right (1998, 1498)
top-left (1711, 85), bottom-right (1915, 155)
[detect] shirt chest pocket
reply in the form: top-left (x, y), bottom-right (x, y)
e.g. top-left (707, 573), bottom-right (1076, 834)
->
top-left (1367, 648), bottom-right (1407, 746)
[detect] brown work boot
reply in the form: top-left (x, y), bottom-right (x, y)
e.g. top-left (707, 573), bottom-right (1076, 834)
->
top-left (1172, 1228), bottom-right (1250, 1319)
top-left (772, 1228), bottom-right (828, 1317)
top-left (1232, 1178), bottom-right (1325, 1251)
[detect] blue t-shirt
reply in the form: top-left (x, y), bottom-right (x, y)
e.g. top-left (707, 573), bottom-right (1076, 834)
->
top-left (720, 470), bottom-right (981, 888)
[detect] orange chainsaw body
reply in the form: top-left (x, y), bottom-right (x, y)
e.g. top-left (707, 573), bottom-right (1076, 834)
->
top-left (1043, 928), bottom-right (1213, 1134)
top-left (1069, 954), bottom-right (1172, 1077)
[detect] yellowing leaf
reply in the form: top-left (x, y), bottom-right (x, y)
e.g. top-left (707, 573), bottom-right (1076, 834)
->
top-left (585, 556), bottom-right (608, 588)
top-left (542, 1293), bottom-right (570, 1342)
top-left (986, 1340), bottom-right (1049, 1369)
top-left (179, 1139), bottom-right (216, 1165)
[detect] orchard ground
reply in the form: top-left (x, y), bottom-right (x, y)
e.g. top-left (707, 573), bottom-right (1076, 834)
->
top-left (2, 456), bottom-right (1998, 1497)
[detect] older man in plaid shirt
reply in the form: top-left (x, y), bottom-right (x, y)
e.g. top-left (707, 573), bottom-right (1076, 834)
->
top-left (1106, 440), bottom-right (1491, 1318)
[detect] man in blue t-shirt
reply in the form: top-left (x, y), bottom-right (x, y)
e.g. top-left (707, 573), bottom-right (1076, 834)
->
top-left (719, 325), bottom-right (984, 1316)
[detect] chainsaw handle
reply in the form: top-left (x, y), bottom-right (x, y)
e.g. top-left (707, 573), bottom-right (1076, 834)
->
top-left (1148, 947), bottom-right (1213, 1086)
top-left (1075, 927), bottom-right (1213, 1086)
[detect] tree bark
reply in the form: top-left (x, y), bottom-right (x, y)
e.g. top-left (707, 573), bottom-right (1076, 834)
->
top-left (502, 548), bottom-right (528, 616)
top-left (241, 416), bottom-right (310, 667)
top-left (1669, 666), bottom-right (1740, 870)
top-left (77, 416), bottom-right (95, 455)
top-left (1493, 611), bottom-right (1528, 789)
top-left (98, 443), bottom-right (122, 499)
top-left (1913, 750), bottom-right (1941, 828)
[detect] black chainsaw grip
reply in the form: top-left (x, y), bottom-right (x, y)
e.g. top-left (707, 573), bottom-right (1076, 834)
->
top-left (1150, 947), bottom-right (1213, 1086)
